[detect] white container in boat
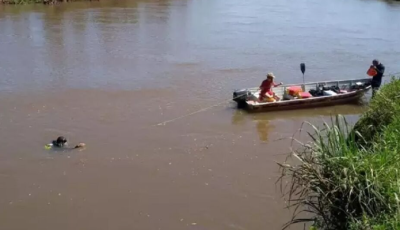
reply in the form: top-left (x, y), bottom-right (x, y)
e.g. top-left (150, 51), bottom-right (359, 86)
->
top-left (323, 90), bottom-right (337, 96)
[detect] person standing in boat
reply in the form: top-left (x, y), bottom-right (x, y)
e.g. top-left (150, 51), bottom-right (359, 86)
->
top-left (259, 73), bottom-right (283, 102)
top-left (370, 59), bottom-right (385, 98)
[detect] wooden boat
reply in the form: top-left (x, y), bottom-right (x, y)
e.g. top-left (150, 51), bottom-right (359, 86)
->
top-left (233, 78), bottom-right (372, 112)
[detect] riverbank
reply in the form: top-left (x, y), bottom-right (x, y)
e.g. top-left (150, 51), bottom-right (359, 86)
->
top-left (278, 77), bottom-right (400, 230)
top-left (1, 0), bottom-right (96, 4)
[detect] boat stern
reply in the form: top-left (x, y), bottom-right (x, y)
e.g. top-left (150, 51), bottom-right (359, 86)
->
top-left (233, 89), bottom-right (251, 108)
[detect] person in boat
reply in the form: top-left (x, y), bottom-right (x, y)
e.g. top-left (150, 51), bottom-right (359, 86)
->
top-left (45, 136), bottom-right (86, 150)
top-left (259, 72), bottom-right (283, 102)
top-left (370, 59), bottom-right (385, 98)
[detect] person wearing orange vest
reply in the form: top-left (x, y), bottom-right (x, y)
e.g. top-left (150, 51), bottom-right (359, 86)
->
top-left (370, 59), bottom-right (385, 98)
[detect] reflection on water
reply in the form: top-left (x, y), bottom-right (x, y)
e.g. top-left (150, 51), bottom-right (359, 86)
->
top-left (256, 120), bottom-right (272, 142)
top-left (231, 109), bottom-right (246, 125)
top-left (231, 104), bottom-right (367, 143)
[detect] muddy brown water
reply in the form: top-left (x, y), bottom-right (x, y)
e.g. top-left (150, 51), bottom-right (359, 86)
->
top-left (1, 0), bottom-right (400, 229)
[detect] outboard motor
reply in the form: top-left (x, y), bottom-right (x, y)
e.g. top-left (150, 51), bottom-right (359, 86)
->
top-left (233, 89), bottom-right (251, 101)
top-left (233, 89), bottom-right (251, 108)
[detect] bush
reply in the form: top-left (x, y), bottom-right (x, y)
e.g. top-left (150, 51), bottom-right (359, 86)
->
top-left (352, 77), bottom-right (400, 148)
top-left (278, 78), bottom-right (400, 230)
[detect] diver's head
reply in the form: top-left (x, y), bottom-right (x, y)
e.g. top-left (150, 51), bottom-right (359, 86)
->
top-left (55, 136), bottom-right (67, 147)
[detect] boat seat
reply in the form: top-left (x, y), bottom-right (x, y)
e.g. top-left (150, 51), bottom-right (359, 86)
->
top-left (251, 91), bottom-right (261, 99)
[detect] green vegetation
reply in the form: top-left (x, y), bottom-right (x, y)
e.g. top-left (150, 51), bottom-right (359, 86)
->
top-left (278, 77), bottom-right (400, 230)
top-left (352, 78), bottom-right (400, 148)
top-left (2, 0), bottom-right (57, 4)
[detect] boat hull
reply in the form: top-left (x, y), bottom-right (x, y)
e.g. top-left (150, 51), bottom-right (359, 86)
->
top-left (244, 87), bottom-right (370, 112)
top-left (233, 77), bottom-right (372, 112)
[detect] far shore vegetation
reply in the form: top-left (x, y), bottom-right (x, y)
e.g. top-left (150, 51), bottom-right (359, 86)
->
top-left (1, 0), bottom-right (97, 4)
top-left (278, 77), bottom-right (400, 229)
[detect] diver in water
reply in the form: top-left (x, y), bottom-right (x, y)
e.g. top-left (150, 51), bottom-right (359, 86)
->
top-left (45, 136), bottom-right (86, 150)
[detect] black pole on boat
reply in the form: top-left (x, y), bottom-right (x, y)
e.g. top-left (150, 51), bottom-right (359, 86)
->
top-left (300, 63), bottom-right (306, 83)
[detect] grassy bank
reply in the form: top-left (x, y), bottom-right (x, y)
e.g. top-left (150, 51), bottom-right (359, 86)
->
top-left (278, 77), bottom-right (400, 230)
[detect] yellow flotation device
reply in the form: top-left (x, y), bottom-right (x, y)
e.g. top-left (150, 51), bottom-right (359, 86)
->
top-left (261, 93), bottom-right (276, 102)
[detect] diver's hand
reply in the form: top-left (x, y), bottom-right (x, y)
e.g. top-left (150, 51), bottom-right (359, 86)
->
top-left (74, 143), bottom-right (86, 149)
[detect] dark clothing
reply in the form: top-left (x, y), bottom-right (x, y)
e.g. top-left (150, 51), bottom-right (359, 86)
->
top-left (52, 140), bottom-right (67, 147)
top-left (52, 140), bottom-right (62, 147)
top-left (371, 63), bottom-right (385, 88)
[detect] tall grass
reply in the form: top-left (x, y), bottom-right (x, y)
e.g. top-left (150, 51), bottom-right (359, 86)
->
top-left (278, 78), bottom-right (400, 230)
top-left (352, 77), bottom-right (400, 148)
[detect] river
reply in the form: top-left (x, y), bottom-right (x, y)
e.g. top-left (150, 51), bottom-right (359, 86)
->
top-left (1, 0), bottom-right (400, 229)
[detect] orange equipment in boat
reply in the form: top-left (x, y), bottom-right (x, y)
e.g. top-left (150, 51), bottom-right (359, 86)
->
top-left (287, 86), bottom-right (303, 96)
top-left (297, 92), bottom-right (312, 99)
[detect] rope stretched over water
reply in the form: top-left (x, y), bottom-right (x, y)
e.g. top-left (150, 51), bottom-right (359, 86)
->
top-left (155, 71), bottom-right (400, 126)
top-left (155, 96), bottom-right (241, 126)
